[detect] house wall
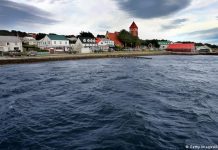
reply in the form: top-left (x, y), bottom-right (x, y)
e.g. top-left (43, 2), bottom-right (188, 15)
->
top-left (98, 40), bottom-right (114, 46)
top-left (81, 48), bottom-right (92, 53)
top-left (74, 39), bottom-right (83, 52)
top-left (38, 36), bottom-right (69, 50)
top-left (159, 45), bottom-right (168, 50)
top-left (0, 42), bottom-right (23, 52)
top-left (29, 41), bottom-right (37, 45)
top-left (38, 36), bottom-right (52, 48)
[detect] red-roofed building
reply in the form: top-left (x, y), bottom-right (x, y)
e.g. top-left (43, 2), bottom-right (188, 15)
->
top-left (106, 31), bottom-right (123, 47)
top-left (129, 21), bottom-right (138, 37)
top-left (166, 43), bottom-right (196, 52)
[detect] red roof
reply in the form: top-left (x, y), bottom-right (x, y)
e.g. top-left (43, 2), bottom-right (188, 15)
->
top-left (130, 21), bottom-right (138, 29)
top-left (106, 32), bottom-right (123, 47)
top-left (96, 38), bottom-right (101, 44)
top-left (167, 43), bottom-right (195, 50)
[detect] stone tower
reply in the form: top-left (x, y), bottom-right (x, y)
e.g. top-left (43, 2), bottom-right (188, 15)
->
top-left (129, 21), bottom-right (138, 37)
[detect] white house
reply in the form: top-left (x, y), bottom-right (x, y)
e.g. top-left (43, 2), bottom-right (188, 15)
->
top-left (23, 36), bottom-right (37, 45)
top-left (96, 38), bottom-right (114, 51)
top-left (196, 45), bottom-right (213, 53)
top-left (158, 41), bottom-right (172, 50)
top-left (0, 36), bottom-right (23, 52)
top-left (74, 37), bottom-right (97, 53)
top-left (37, 34), bottom-right (70, 52)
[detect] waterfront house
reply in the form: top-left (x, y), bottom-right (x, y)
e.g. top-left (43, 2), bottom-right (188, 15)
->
top-left (0, 36), bottom-right (23, 52)
top-left (23, 36), bottom-right (37, 46)
top-left (37, 34), bottom-right (70, 52)
top-left (96, 38), bottom-right (115, 51)
top-left (106, 31), bottom-right (123, 47)
top-left (158, 41), bottom-right (172, 50)
top-left (74, 37), bottom-right (97, 53)
top-left (166, 43), bottom-right (196, 53)
top-left (196, 45), bottom-right (212, 53)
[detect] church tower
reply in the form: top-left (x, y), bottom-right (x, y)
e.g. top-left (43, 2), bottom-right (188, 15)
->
top-left (129, 21), bottom-right (138, 37)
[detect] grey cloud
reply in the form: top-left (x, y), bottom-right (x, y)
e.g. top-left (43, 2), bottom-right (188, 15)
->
top-left (187, 28), bottom-right (218, 36)
top-left (217, 16), bottom-right (218, 20)
top-left (0, 0), bottom-right (58, 26)
top-left (184, 28), bottom-right (218, 43)
top-left (116, 0), bottom-right (191, 19)
top-left (29, 0), bottom-right (70, 4)
top-left (161, 18), bottom-right (188, 30)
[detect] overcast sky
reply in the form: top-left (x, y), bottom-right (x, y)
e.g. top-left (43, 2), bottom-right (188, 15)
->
top-left (0, 0), bottom-right (218, 44)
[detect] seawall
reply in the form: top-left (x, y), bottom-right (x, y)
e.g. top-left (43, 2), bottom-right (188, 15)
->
top-left (0, 51), bottom-right (168, 65)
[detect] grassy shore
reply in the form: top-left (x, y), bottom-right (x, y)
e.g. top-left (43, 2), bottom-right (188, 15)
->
top-left (0, 51), bottom-right (169, 65)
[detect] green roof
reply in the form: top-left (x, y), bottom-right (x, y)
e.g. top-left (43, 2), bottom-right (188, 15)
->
top-left (47, 34), bottom-right (67, 41)
top-left (158, 41), bottom-right (171, 45)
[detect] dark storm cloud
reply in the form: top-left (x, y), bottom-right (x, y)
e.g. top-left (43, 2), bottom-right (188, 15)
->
top-left (0, 0), bottom-right (58, 26)
top-left (161, 18), bottom-right (188, 30)
top-left (116, 0), bottom-right (191, 19)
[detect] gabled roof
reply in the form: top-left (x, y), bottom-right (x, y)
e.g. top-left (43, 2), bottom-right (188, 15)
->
top-left (96, 38), bottom-right (113, 44)
top-left (0, 36), bottom-right (21, 43)
top-left (167, 43), bottom-right (195, 49)
top-left (158, 41), bottom-right (172, 45)
top-left (78, 37), bottom-right (96, 44)
top-left (130, 21), bottom-right (138, 29)
top-left (47, 35), bottom-right (67, 41)
top-left (106, 32), bottom-right (123, 47)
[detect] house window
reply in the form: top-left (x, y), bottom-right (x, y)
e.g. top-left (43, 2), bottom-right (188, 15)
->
top-left (65, 41), bottom-right (67, 44)
top-left (7, 42), bottom-right (9, 45)
top-left (60, 41), bottom-right (62, 44)
top-left (48, 41), bottom-right (50, 44)
top-left (54, 41), bottom-right (56, 44)
top-left (15, 42), bottom-right (17, 45)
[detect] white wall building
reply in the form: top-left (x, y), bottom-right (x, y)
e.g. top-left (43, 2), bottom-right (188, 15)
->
top-left (96, 38), bottom-right (114, 51)
top-left (23, 36), bottom-right (37, 45)
top-left (158, 41), bottom-right (172, 50)
top-left (196, 45), bottom-right (213, 53)
top-left (0, 36), bottom-right (23, 52)
top-left (74, 37), bottom-right (97, 53)
top-left (37, 35), bottom-right (70, 52)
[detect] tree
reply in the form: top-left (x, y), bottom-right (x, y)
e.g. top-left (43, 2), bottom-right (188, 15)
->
top-left (65, 35), bottom-right (76, 38)
top-left (118, 29), bottom-right (133, 47)
top-left (140, 39), bottom-right (160, 48)
top-left (97, 35), bottom-right (105, 38)
top-left (77, 31), bottom-right (95, 38)
top-left (118, 29), bottom-right (142, 48)
top-left (0, 30), bottom-right (27, 37)
top-left (35, 33), bottom-right (46, 40)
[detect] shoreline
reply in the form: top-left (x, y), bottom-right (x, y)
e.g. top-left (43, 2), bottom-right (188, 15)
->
top-left (0, 51), bottom-right (168, 65)
top-left (0, 51), bottom-right (217, 65)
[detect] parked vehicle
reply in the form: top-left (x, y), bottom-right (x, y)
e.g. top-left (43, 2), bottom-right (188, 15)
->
top-left (8, 50), bottom-right (22, 57)
top-left (27, 51), bottom-right (37, 56)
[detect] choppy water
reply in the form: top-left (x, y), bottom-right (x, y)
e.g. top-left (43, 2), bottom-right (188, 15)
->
top-left (0, 56), bottom-right (218, 150)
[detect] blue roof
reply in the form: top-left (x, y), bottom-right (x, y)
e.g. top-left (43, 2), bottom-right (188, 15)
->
top-left (47, 35), bottom-right (67, 41)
